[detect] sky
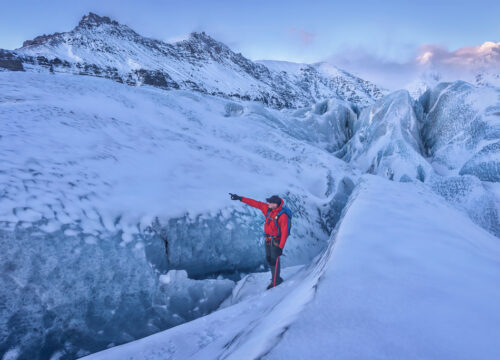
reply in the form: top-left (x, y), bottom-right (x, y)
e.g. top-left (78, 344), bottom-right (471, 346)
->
top-left (0, 0), bottom-right (499, 88)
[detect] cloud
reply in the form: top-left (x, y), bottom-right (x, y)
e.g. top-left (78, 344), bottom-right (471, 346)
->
top-left (416, 41), bottom-right (500, 70)
top-left (287, 27), bottom-right (316, 46)
top-left (327, 41), bottom-right (500, 90)
top-left (326, 46), bottom-right (420, 90)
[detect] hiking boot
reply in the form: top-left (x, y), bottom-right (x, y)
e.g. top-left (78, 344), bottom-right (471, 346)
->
top-left (266, 277), bottom-right (284, 290)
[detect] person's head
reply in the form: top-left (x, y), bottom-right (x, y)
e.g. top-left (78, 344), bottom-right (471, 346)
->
top-left (266, 195), bottom-right (281, 209)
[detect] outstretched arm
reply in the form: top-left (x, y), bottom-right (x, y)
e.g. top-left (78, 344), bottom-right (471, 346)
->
top-left (241, 196), bottom-right (268, 215)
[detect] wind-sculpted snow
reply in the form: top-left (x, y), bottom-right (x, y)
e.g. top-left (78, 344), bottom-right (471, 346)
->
top-left (0, 71), bottom-right (358, 359)
top-left (459, 141), bottom-right (500, 181)
top-left (337, 89), bottom-right (433, 182)
top-left (81, 176), bottom-right (500, 360)
top-left (420, 80), bottom-right (500, 181)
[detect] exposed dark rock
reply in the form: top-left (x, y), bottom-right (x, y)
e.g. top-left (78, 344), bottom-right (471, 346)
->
top-left (134, 69), bottom-right (180, 89)
top-left (0, 50), bottom-right (24, 71)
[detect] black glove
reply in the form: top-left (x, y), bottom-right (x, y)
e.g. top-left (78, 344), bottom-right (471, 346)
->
top-left (229, 193), bottom-right (242, 201)
top-left (275, 246), bottom-right (283, 256)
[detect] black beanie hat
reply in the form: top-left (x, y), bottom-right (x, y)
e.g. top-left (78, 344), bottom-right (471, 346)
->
top-left (266, 195), bottom-right (281, 205)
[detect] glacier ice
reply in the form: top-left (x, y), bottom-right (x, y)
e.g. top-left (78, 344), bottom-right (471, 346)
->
top-left (420, 80), bottom-right (500, 180)
top-left (154, 270), bottom-right (234, 323)
top-left (459, 141), bottom-right (500, 182)
top-left (0, 226), bottom-right (162, 358)
top-left (328, 83), bottom-right (499, 236)
top-left (337, 89), bottom-right (433, 182)
top-left (289, 98), bottom-right (358, 152)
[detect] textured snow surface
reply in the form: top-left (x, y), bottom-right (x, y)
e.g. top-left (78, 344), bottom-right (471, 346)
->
top-left (421, 81), bottom-right (500, 180)
top-left (0, 71), bottom-right (358, 359)
top-left (82, 176), bottom-right (500, 360)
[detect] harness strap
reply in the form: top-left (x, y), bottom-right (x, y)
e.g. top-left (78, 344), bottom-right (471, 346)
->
top-left (266, 208), bottom-right (282, 237)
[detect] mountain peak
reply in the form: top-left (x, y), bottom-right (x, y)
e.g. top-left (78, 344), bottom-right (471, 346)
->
top-left (186, 31), bottom-right (222, 45)
top-left (78, 12), bottom-right (119, 27)
top-left (189, 31), bottom-right (211, 40)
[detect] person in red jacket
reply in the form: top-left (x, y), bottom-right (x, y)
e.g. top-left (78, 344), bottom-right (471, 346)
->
top-left (229, 193), bottom-right (289, 289)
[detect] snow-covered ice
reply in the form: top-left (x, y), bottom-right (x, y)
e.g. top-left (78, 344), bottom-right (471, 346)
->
top-left (0, 71), bottom-right (358, 358)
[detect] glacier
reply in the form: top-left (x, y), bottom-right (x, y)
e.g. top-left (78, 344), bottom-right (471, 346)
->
top-left (1, 70), bottom-right (499, 360)
top-left (0, 71), bottom-right (358, 359)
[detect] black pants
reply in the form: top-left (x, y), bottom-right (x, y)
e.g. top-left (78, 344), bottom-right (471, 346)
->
top-left (265, 240), bottom-right (282, 286)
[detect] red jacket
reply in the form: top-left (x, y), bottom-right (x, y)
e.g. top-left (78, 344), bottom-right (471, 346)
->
top-left (241, 196), bottom-right (289, 249)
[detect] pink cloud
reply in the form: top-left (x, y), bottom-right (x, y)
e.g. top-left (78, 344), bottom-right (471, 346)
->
top-left (416, 42), bottom-right (500, 70)
top-left (287, 27), bottom-right (316, 46)
top-left (326, 41), bottom-right (500, 90)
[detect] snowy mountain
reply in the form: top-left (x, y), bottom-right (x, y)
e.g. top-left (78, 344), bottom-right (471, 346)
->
top-left (405, 68), bottom-right (500, 99)
top-left (0, 12), bottom-right (384, 108)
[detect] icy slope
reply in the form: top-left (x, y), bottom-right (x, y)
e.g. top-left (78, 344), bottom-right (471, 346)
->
top-left (0, 71), bottom-right (358, 359)
top-left (337, 89), bottom-right (432, 182)
top-left (82, 175), bottom-right (500, 360)
top-left (266, 176), bottom-right (500, 360)
top-left (0, 13), bottom-right (383, 109)
top-left (421, 80), bottom-right (500, 181)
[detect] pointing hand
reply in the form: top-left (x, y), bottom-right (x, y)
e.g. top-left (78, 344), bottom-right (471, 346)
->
top-left (229, 193), bottom-right (242, 201)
